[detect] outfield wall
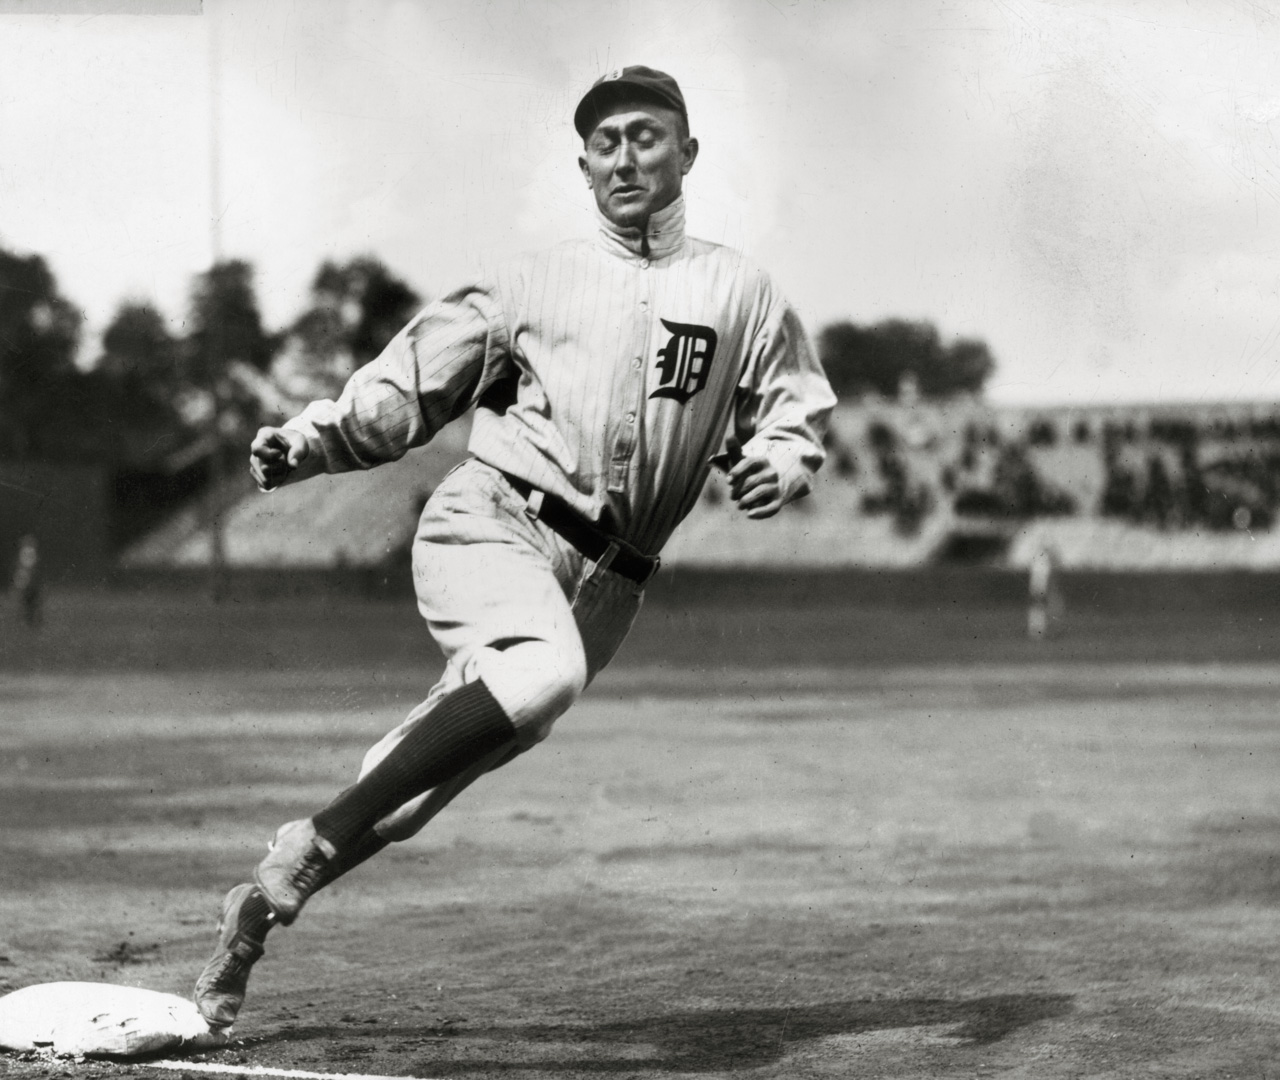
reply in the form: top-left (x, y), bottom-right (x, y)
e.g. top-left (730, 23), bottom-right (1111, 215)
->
top-left (101, 562), bottom-right (1280, 615)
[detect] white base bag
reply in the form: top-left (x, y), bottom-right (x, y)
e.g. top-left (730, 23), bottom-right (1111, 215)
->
top-left (0, 982), bottom-right (231, 1058)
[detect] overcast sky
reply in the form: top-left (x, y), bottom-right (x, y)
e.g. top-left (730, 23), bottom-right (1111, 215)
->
top-left (2, 0), bottom-right (1279, 404)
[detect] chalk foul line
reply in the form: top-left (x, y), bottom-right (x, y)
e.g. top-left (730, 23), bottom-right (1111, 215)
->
top-left (144, 1060), bottom-right (446, 1080)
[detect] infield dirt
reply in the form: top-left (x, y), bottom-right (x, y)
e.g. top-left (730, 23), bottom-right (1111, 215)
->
top-left (2, 578), bottom-right (1280, 1078)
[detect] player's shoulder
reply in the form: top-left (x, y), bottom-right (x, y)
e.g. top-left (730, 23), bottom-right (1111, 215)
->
top-left (685, 235), bottom-right (768, 274)
top-left (495, 238), bottom-right (596, 285)
top-left (682, 236), bottom-right (781, 300)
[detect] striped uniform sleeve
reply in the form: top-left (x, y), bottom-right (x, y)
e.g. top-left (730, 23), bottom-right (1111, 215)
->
top-left (733, 287), bottom-right (837, 505)
top-left (280, 283), bottom-right (510, 480)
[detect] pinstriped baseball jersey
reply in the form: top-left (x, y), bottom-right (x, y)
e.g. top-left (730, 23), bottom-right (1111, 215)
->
top-left (284, 196), bottom-right (835, 556)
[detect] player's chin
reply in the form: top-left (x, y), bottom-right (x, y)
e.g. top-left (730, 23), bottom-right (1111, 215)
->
top-left (606, 193), bottom-right (655, 226)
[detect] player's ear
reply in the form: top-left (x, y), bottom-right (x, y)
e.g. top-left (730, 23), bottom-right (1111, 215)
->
top-left (578, 154), bottom-right (591, 186)
top-left (681, 137), bottom-right (699, 175)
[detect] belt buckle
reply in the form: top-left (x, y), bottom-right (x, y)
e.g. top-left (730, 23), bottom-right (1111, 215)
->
top-left (596, 541), bottom-right (620, 573)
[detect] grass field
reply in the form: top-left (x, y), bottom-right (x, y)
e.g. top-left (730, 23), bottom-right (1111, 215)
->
top-left (3, 574), bottom-right (1280, 1078)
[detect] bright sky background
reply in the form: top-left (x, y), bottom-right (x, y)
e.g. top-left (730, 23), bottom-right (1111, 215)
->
top-left (2, 0), bottom-right (1279, 404)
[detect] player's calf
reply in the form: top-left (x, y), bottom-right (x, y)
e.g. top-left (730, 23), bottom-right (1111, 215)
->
top-left (310, 679), bottom-right (517, 851)
top-left (252, 682), bottom-right (517, 926)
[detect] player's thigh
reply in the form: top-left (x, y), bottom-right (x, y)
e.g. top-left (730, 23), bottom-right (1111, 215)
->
top-left (422, 540), bottom-right (587, 731)
top-left (571, 565), bottom-right (646, 686)
top-left (411, 464), bottom-right (587, 732)
top-left (412, 469), bottom-right (576, 658)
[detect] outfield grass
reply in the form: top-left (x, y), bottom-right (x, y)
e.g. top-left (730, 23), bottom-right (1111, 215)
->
top-left (2, 580), bottom-right (1279, 1078)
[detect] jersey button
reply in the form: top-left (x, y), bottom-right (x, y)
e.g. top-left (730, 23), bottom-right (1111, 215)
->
top-left (625, 412), bottom-right (636, 423)
top-left (639, 299), bottom-right (648, 310)
top-left (639, 259), bottom-right (650, 269)
top-left (632, 357), bottom-right (642, 369)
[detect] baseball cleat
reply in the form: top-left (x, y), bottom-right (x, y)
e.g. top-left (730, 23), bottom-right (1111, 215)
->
top-left (194, 882), bottom-right (273, 1028)
top-left (253, 818), bottom-right (337, 925)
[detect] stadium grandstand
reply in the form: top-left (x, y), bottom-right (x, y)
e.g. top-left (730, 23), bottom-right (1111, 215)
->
top-left (119, 400), bottom-right (1280, 574)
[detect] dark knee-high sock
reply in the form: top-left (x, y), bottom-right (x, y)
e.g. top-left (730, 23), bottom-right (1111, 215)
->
top-left (312, 680), bottom-right (516, 851)
top-left (324, 827), bottom-right (391, 881)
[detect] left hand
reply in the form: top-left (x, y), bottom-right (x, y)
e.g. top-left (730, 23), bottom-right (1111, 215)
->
top-left (728, 454), bottom-right (784, 519)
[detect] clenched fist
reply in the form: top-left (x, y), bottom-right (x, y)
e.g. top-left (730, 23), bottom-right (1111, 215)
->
top-left (728, 453), bottom-right (784, 519)
top-left (249, 427), bottom-right (310, 491)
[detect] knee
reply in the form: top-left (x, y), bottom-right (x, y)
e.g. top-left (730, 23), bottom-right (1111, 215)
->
top-left (541, 642), bottom-right (588, 713)
top-left (512, 641), bottom-right (587, 747)
top-left (475, 639), bottom-right (586, 746)
top-left (515, 669), bottom-right (583, 749)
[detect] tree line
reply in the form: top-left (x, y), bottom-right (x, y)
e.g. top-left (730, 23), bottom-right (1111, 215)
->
top-left (817, 319), bottom-right (994, 401)
top-left (0, 247), bottom-right (422, 471)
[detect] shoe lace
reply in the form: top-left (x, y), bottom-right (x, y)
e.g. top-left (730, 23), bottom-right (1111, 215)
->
top-left (290, 845), bottom-right (331, 895)
top-left (202, 951), bottom-right (250, 992)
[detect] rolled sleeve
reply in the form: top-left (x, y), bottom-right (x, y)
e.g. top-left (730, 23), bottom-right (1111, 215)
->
top-left (735, 297), bottom-right (837, 505)
top-left (281, 284), bottom-right (511, 480)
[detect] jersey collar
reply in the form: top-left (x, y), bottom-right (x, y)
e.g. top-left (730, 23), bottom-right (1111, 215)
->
top-left (595, 196), bottom-right (686, 262)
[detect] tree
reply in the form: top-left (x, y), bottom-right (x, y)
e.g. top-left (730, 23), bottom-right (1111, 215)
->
top-left (100, 301), bottom-right (178, 383)
top-left (271, 256), bottom-right (422, 407)
top-left (182, 259), bottom-right (278, 449)
top-left (817, 318), bottom-right (995, 401)
top-left (0, 247), bottom-right (87, 459)
top-left (186, 259), bottom-right (275, 384)
top-left (88, 301), bottom-right (189, 467)
top-left (311, 256), bottom-right (421, 366)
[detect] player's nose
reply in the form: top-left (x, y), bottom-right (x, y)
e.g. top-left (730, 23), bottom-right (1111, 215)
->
top-left (615, 140), bottom-right (638, 173)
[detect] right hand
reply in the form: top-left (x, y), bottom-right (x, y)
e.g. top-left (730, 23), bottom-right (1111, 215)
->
top-left (249, 427), bottom-right (309, 491)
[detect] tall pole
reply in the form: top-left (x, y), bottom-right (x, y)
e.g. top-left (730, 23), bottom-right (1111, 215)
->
top-left (208, 1), bottom-right (223, 268)
top-left (207, 0), bottom-right (227, 602)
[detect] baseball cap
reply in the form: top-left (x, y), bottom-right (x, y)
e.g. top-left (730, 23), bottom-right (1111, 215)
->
top-left (573, 65), bottom-right (688, 140)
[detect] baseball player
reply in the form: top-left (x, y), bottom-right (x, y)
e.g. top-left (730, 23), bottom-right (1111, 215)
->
top-left (194, 65), bottom-right (836, 1028)
top-left (11, 534), bottom-right (42, 629)
top-left (1027, 543), bottom-right (1064, 639)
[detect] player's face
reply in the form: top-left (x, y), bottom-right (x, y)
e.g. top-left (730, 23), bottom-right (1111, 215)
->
top-left (579, 103), bottom-right (698, 228)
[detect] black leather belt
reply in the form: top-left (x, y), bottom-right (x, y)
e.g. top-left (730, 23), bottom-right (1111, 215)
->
top-left (501, 473), bottom-right (661, 585)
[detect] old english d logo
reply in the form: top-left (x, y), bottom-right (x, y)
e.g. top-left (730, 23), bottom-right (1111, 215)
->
top-left (650, 319), bottom-right (718, 405)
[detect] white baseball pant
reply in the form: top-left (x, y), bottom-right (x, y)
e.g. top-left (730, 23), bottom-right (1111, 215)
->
top-left (359, 458), bottom-right (645, 840)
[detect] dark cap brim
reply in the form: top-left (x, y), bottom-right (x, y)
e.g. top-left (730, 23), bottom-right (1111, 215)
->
top-left (574, 82), bottom-right (687, 140)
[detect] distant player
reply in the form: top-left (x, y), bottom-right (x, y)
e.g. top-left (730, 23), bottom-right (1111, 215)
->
top-left (11, 534), bottom-right (42, 629)
top-left (194, 66), bottom-right (836, 1028)
top-left (1027, 543), bottom-right (1063, 639)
